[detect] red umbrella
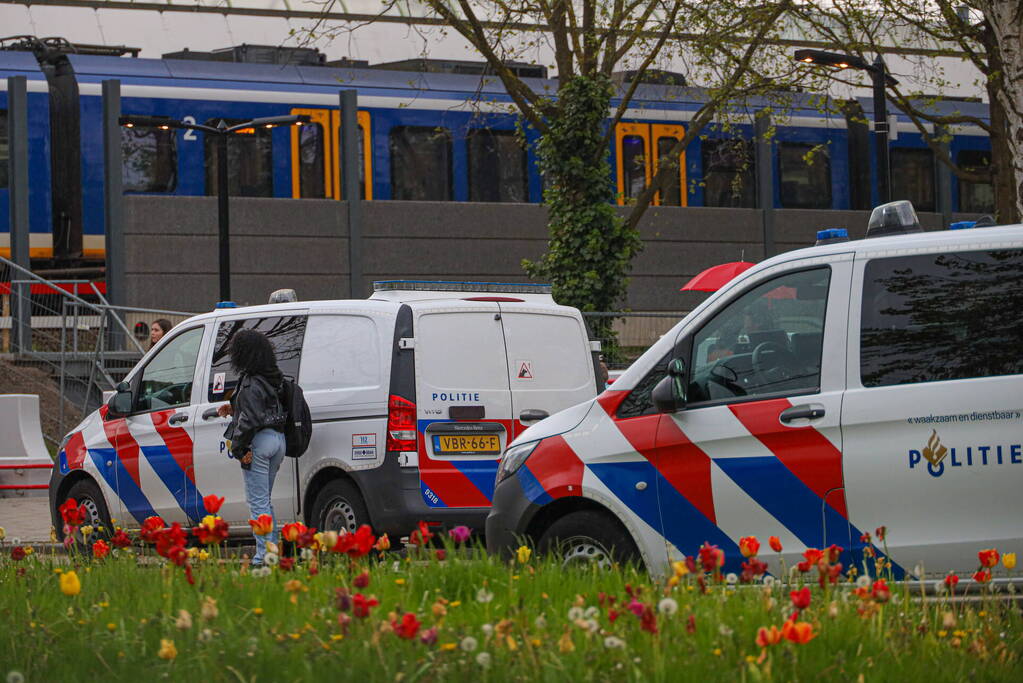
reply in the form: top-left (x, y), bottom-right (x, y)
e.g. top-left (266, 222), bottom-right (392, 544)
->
top-left (680, 261), bottom-right (755, 292)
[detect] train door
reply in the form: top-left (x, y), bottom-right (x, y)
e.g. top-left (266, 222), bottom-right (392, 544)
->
top-left (614, 123), bottom-right (686, 207)
top-left (289, 108), bottom-right (373, 200)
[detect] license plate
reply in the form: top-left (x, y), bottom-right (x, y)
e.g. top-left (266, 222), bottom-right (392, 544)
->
top-left (432, 434), bottom-right (501, 455)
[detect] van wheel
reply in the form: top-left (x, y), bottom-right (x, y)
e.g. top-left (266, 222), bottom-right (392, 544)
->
top-left (311, 479), bottom-right (370, 534)
top-left (59, 478), bottom-right (113, 546)
top-left (538, 510), bottom-right (640, 570)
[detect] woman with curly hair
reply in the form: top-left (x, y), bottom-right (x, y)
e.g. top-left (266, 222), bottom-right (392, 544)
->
top-left (217, 329), bottom-right (287, 565)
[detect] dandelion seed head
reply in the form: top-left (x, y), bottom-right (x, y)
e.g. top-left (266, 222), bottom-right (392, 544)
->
top-left (603, 636), bottom-right (625, 649)
top-left (856, 575), bottom-right (871, 589)
top-left (460, 636), bottom-right (478, 652)
top-left (476, 652), bottom-right (492, 668)
top-left (567, 606), bottom-right (584, 621)
top-left (658, 598), bottom-right (679, 616)
top-left (725, 573), bottom-right (738, 585)
top-left (476, 588), bottom-right (494, 603)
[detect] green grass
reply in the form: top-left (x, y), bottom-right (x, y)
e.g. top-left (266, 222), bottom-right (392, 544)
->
top-left (0, 541), bottom-right (1020, 682)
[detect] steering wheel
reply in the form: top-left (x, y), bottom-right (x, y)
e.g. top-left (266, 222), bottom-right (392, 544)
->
top-left (751, 341), bottom-right (798, 385)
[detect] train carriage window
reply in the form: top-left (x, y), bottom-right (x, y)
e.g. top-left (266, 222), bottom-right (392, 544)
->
top-left (890, 147), bottom-right (935, 212)
top-left (0, 109), bottom-right (8, 188)
top-left (338, 123), bottom-right (368, 200)
top-left (656, 136), bottom-right (683, 206)
top-left (389, 126), bottom-right (452, 201)
top-left (957, 149), bottom-right (995, 214)
top-left (467, 129), bottom-right (528, 202)
top-left (122, 126), bottom-right (178, 193)
top-left (621, 135), bottom-right (647, 200)
top-left (778, 142), bottom-right (831, 209)
top-left (204, 119), bottom-right (274, 197)
top-left (702, 139), bottom-right (755, 208)
top-left (298, 122), bottom-right (326, 198)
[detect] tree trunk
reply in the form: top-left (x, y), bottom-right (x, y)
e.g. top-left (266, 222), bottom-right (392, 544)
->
top-left (980, 1), bottom-right (1023, 223)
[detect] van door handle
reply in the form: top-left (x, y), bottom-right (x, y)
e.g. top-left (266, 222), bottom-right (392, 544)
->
top-left (519, 409), bottom-right (549, 423)
top-left (201, 408), bottom-right (221, 421)
top-left (169, 412), bottom-right (189, 426)
top-left (779, 404), bottom-right (825, 424)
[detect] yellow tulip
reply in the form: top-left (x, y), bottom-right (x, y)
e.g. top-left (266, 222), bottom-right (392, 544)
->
top-left (516, 545), bottom-right (532, 564)
top-left (0, 526), bottom-right (6, 540)
top-left (60, 570), bottom-right (81, 596)
top-left (157, 639), bottom-right (177, 660)
top-left (1004, 553), bottom-right (1017, 570)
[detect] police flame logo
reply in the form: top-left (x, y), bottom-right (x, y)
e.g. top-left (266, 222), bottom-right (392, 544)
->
top-left (922, 430), bottom-right (948, 467)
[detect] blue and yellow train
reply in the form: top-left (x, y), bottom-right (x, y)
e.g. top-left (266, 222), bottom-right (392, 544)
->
top-left (0, 39), bottom-right (994, 264)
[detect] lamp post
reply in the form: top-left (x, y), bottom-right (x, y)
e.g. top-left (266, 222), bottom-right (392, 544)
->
top-left (794, 49), bottom-right (899, 205)
top-left (117, 114), bottom-right (310, 302)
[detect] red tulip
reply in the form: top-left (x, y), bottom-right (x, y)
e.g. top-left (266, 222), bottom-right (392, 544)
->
top-left (296, 526), bottom-right (318, 549)
top-left (352, 593), bottom-right (379, 618)
top-left (434, 549), bottom-right (447, 561)
top-left (281, 522), bottom-right (307, 543)
top-left (826, 544), bottom-right (843, 564)
top-left (782, 620), bottom-right (817, 644)
top-left (92, 539), bottom-right (110, 559)
top-left (408, 521), bottom-right (434, 546)
top-left (859, 532), bottom-right (871, 544)
top-left (740, 557), bottom-right (769, 582)
top-left (353, 570), bottom-right (370, 589)
top-left (790, 587), bottom-right (811, 611)
top-left (686, 614), bottom-right (696, 633)
top-left (640, 605), bottom-right (658, 634)
top-left (972, 569), bottom-right (992, 584)
top-left (756, 625), bottom-right (783, 647)
top-left (978, 548), bottom-right (1000, 568)
top-left (279, 557), bottom-right (295, 572)
top-left (110, 529), bottom-right (132, 549)
top-left (139, 516), bottom-right (166, 544)
top-left (154, 523), bottom-right (187, 559)
top-left (698, 542), bottom-right (725, 573)
top-left (796, 560), bottom-right (812, 573)
top-left (192, 516), bottom-right (229, 545)
top-left (248, 514), bottom-right (273, 536)
top-left (59, 498), bottom-right (88, 527)
top-left (944, 573), bottom-right (960, 589)
top-left (739, 536), bottom-right (760, 558)
top-left (202, 495), bottom-right (225, 515)
top-left (874, 526), bottom-right (886, 541)
top-left (802, 548), bottom-right (824, 565)
top-left (10, 546), bottom-right (26, 561)
top-left (333, 524), bottom-right (377, 558)
top-left (335, 587), bottom-right (352, 612)
top-left (871, 579), bottom-right (891, 603)
top-left (769, 536), bottom-right (783, 553)
top-left (392, 612), bottom-right (421, 639)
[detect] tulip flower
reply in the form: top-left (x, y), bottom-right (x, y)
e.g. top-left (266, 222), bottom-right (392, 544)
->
top-left (871, 579), bottom-right (891, 603)
top-left (139, 516), bottom-right (166, 544)
top-left (202, 495), bottom-right (225, 514)
top-left (193, 515), bottom-right (229, 545)
top-left (790, 587), bottom-right (811, 611)
top-left (640, 605), bottom-right (658, 634)
top-left (248, 514), bottom-right (274, 536)
top-left (449, 525), bottom-right (471, 544)
top-left (781, 620), bottom-right (816, 644)
top-left (769, 536), bottom-right (783, 553)
top-left (157, 639), bottom-right (177, 660)
top-left (353, 570), bottom-right (371, 589)
top-left (60, 570), bottom-right (81, 596)
top-left (281, 522), bottom-right (307, 543)
top-left (516, 545), bottom-right (532, 564)
top-left (739, 536), bottom-right (760, 558)
top-left (92, 539), bottom-right (110, 559)
top-left (944, 573), bottom-right (960, 589)
top-left (11, 546), bottom-right (26, 561)
top-left (755, 625), bottom-right (783, 647)
top-left (875, 526), bottom-right (886, 541)
top-left (352, 593), bottom-right (379, 618)
top-left (392, 612), bottom-right (422, 639)
top-left (409, 521), bottom-right (434, 546)
top-left (374, 533), bottom-right (391, 552)
top-left (333, 525), bottom-right (376, 558)
top-left (698, 542), bottom-right (725, 573)
top-left (1003, 553), bottom-right (1016, 570)
top-left (973, 569), bottom-right (992, 584)
top-left (110, 529), bottom-right (132, 549)
top-left (978, 548), bottom-right (1000, 568)
top-left (59, 498), bottom-right (88, 527)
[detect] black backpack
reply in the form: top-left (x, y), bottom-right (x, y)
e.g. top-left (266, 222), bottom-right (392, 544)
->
top-left (279, 376), bottom-right (312, 458)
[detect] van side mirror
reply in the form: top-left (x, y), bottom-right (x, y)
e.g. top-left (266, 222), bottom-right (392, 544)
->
top-left (652, 358), bottom-right (687, 413)
top-left (107, 382), bottom-right (134, 418)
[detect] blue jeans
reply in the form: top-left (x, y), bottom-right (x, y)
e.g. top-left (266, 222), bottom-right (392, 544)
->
top-left (243, 428), bottom-right (286, 564)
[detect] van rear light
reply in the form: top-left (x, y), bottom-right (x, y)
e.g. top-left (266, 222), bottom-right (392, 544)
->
top-left (387, 394), bottom-right (418, 451)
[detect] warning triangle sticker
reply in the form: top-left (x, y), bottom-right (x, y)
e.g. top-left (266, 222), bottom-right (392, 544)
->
top-left (517, 361), bottom-right (533, 379)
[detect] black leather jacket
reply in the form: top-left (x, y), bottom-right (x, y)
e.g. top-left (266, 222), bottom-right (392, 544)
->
top-left (224, 374), bottom-right (286, 461)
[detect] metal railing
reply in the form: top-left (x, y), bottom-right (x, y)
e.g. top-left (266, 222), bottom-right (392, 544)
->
top-left (1, 255), bottom-right (196, 443)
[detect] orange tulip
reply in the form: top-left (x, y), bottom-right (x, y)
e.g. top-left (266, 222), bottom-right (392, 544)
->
top-left (248, 514), bottom-right (273, 536)
top-left (782, 620), bottom-right (816, 644)
top-left (739, 536), bottom-right (760, 558)
top-left (769, 536), bottom-right (783, 553)
top-left (978, 548), bottom-right (999, 568)
top-left (755, 625), bottom-right (783, 647)
top-left (281, 522), bottom-right (307, 543)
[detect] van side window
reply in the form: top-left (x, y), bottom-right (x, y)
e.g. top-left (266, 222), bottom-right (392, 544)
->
top-left (617, 350), bottom-right (672, 419)
top-left (688, 268), bottom-right (831, 405)
top-left (136, 326), bottom-right (204, 412)
top-left (207, 316), bottom-right (308, 402)
top-left (298, 315), bottom-right (381, 392)
top-left (860, 249), bottom-right (1023, 387)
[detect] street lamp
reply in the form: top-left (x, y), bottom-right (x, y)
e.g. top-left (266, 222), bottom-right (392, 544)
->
top-left (117, 114), bottom-right (310, 302)
top-left (794, 49), bottom-right (900, 205)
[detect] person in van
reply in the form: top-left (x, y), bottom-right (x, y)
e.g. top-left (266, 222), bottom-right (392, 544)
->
top-left (150, 318), bottom-right (173, 349)
top-left (217, 329), bottom-right (288, 565)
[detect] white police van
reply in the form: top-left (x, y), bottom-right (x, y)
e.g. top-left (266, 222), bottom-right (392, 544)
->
top-left (50, 281), bottom-right (600, 539)
top-left (487, 203), bottom-right (1023, 579)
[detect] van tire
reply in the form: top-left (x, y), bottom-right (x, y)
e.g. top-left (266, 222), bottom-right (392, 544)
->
top-left (59, 478), bottom-right (114, 547)
top-left (538, 509), bottom-right (639, 569)
top-left (311, 479), bottom-right (371, 535)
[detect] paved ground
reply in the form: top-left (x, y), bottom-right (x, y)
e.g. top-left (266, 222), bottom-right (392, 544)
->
top-left (0, 495), bottom-right (52, 543)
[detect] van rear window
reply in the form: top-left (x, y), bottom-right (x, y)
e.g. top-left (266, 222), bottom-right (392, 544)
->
top-left (860, 249), bottom-right (1023, 387)
top-left (207, 316), bottom-right (307, 402)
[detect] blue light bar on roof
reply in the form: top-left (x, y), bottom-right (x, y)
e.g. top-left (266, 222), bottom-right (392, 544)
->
top-left (373, 280), bottom-right (552, 294)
